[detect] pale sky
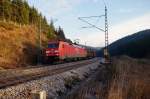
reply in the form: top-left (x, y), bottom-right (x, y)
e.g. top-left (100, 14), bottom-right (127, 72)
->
top-left (27, 0), bottom-right (150, 47)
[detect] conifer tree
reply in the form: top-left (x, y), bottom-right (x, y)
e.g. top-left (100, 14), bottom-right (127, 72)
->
top-left (0, 0), bottom-right (12, 21)
top-left (29, 7), bottom-right (39, 25)
top-left (21, 1), bottom-right (29, 24)
top-left (56, 26), bottom-right (66, 40)
top-left (11, 0), bottom-right (19, 23)
top-left (47, 20), bottom-right (56, 39)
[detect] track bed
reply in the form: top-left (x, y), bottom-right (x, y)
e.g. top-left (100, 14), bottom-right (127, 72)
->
top-left (0, 58), bottom-right (99, 89)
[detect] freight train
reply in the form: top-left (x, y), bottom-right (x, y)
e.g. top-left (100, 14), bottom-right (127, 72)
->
top-left (43, 40), bottom-right (96, 63)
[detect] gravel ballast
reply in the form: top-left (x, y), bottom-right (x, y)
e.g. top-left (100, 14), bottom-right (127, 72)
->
top-left (0, 59), bottom-right (99, 99)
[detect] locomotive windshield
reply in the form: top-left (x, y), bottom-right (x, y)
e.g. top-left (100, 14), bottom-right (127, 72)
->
top-left (48, 43), bottom-right (59, 48)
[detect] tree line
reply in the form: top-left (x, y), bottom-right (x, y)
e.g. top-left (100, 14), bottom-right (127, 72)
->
top-left (0, 0), bottom-right (70, 42)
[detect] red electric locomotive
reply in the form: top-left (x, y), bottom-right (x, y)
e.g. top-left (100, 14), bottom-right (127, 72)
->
top-left (44, 41), bottom-right (87, 63)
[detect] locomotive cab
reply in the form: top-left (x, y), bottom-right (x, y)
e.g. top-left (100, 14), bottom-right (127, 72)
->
top-left (45, 42), bottom-right (60, 63)
top-left (46, 43), bottom-right (59, 56)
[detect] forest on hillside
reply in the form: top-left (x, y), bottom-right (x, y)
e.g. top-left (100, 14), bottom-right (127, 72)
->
top-left (0, 0), bottom-right (72, 68)
top-left (0, 0), bottom-right (70, 42)
top-left (97, 29), bottom-right (150, 59)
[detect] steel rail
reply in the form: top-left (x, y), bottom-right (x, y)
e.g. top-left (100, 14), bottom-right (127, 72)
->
top-left (0, 59), bottom-right (98, 89)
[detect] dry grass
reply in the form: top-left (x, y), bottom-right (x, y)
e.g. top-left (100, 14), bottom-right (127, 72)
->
top-left (108, 56), bottom-right (150, 99)
top-left (0, 21), bottom-right (48, 68)
top-left (63, 56), bottom-right (149, 99)
top-left (63, 65), bottom-right (110, 99)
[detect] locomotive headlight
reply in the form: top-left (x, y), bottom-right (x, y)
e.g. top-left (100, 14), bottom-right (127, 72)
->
top-left (54, 50), bottom-right (58, 53)
top-left (46, 51), bottom-right (50, 53)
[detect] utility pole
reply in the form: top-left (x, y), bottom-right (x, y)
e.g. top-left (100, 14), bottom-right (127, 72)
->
top-left (78, 5), bottom-right (110, 64)
top-left (37, 17), bottom-right (42, 65)
top-left (104, 6), bottom-right (110, 63)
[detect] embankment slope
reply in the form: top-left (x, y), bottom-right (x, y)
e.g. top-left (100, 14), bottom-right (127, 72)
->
top-left (0, 22), bottom-right (47, 68)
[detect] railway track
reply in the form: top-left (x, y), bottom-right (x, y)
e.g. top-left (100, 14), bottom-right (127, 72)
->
top-left (0, 58), bottom-right (98, 89)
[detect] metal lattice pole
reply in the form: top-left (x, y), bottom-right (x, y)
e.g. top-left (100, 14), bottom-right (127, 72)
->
top-left (78, 5), bottom-right (110, 63)
top-left (105, 6), bottom-right (108, 48)
top-left (104, 6), bottom-right (110, 63)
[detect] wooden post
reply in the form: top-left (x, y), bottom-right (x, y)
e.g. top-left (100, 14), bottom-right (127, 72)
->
top-left (31, 90), bottom-right (46, 99)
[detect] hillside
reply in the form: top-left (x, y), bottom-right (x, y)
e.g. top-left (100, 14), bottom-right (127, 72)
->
top-left (0, 0), bottom-right (70, 69)
top-left (0, 22), bottom-right (48, 69)
top-left (109, 29), bottom-right (150, 58)
top-left (97, 29), bottom-right (150, 58)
